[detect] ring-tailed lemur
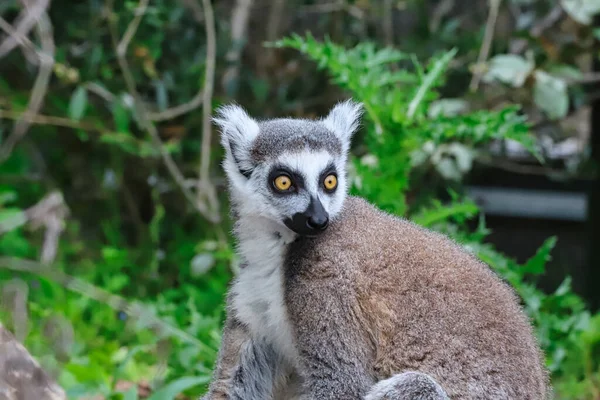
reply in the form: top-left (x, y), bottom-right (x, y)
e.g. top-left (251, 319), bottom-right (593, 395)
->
top-left (202, 100), bottom-right (550, 399)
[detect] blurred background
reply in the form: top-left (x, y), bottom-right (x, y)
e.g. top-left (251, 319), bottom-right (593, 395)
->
top-left (0, 0), bottom-right (599, 399)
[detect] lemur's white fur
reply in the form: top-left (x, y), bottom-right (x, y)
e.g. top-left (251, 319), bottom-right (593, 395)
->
top-left (322, 99), bottom-right (364, 153)
top-left (231, 216), bottom-right (298, 362)
top-left (215, 104), bottom-right (260, 175)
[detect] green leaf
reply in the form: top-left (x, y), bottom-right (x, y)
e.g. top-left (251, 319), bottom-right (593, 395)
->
top-left (0, 190), bottom-right (17, 206)
top-left (483, 54), bottom-right (534, 87)
top-left (0, 208), bottom-right (27, 234)
top-left (412, 198), bottom-right (479, 227)
top-left (407, 48), bottom-right (457, 120)
top-left (533, 71), bottom-right (569, 120)
top-left (146, 376), bottom-right (210, 400)
top-left (68, 86), bottom-right (88, 121)
top-left (522, 236), bottom-right (557, 275)
top-left (112, 100), bottom-right (131, 133)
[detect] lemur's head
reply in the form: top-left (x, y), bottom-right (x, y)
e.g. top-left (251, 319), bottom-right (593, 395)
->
top-left (215, 100), bottom-right (363, 237)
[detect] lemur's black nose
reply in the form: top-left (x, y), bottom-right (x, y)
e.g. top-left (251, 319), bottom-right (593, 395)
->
top-left (284, 196), bottom-right (330, 236)
top-left (307, 215), bottom-right (329, 230)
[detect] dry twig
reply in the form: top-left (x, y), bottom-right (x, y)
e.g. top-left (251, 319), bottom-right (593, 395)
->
top-left (197, 0), bottom-right (219, 214)
top-left (116, 0), bottom-right (149, 57)
top-left (221, 0), bottom-right (254, 93)
top-left (0, 0), bottom-right (55, 162)
top-left (0, 191), bottom-right (69, 265)
top-left (530, 5), bottom-right (563, 37)
top-left (0, 0), bottom-right (49, 59)
top-left (0, 109), bottom-right (135, 138)
top-left (107, 0), bottom-right (220, 222)
top-left (469, 0), bottom-right (502, 92)
top-left (0, 15), bottom-right (41, 63)
top-left (81, 81), bottom-right (205, 122)
top-left (25, 191), bottom-right (69, 264)
top-left (147, 92), bottom-right (204, 122)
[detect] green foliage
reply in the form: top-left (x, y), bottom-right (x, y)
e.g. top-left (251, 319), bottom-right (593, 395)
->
top-left (275, 34), bottom-right (538, 214)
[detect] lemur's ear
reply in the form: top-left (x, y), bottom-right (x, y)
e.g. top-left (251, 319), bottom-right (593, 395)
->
top-left (214, 104), bottom-right (259, 178)
top-left (322, 99), bottom-right (363, 148)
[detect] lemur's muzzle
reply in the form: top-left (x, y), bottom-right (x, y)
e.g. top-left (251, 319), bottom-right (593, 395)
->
top-left (284, 196), bottom-right (329, 236)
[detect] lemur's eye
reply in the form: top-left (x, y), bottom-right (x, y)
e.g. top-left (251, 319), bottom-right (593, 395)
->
top-left (323, 174), bottom-right (338, 191)
top-left (273, 175), bottom-right (293, 191)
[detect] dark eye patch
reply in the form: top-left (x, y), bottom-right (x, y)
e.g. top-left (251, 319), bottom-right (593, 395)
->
top-left (319, 162), bottom-right (338, 193)
top-left (268, 165), bottom-right (305, 194)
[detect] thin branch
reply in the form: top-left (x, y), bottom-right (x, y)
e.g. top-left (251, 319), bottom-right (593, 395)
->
top-left (84, 82), bottom-right (116, 103)
top-left (147, 91), bottom-right (204, 121)
top-left (81, 81), bottom-right (205, 123)
top-left (0, 109), bottom-right (115, 133)
top-left (0, 1), bottom-right (55, 162)
top-left (469, 0), bottom-right (502, 92)
top-left (116, 0), bottom-right (149, 57)
top-left (429, 0), bottom-right (455, 33)
top-left (530, 5), bottom-right (563, 37)
top-left (221, 0), bottom-right (254, 93)
top-left (0, 14), bottom-right (42, 63)
top-left (0, 0), bottom-right (49, 59)
top-left (107, 0), bottom-right (220, 223)
top-left (198, 0), bottom-right (218, 212)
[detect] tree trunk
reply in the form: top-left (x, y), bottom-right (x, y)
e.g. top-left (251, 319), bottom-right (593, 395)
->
top-left (0, 324), bottom-right (66, 400)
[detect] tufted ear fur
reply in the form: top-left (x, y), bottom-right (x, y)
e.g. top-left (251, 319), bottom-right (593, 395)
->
top-left (214, 104), bottom-right (260, 178)
top-left (322, 99), bottom-right (363, 152)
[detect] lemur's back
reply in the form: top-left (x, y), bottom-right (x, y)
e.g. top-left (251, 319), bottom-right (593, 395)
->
top-left (285, 196), bottom-right (549, 399)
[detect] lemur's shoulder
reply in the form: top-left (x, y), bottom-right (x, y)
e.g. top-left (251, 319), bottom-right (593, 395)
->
top-left (292, 195), bottom-right (484, 273)
top-left (285, 195), bottom-right (521, 309)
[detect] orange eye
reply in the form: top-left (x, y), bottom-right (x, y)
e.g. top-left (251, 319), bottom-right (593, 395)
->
top-left (274, 175), bottom-right (292, 191)
top-left (323, 174), bottom-right (337, 191)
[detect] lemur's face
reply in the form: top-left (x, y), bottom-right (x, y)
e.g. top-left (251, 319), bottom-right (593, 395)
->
top-left (215, 100), bottom-right (363, 237)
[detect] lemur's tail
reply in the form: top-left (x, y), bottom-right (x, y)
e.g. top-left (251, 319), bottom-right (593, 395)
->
top-left (364, 371), bottom-right (449, 400)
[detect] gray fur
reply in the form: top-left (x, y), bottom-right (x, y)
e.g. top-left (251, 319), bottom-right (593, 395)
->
top-left (203, 100), bottom-right (550, 400)
top-left (251, 119), bottom-right (342, 163)
top-left (364, 372), bottom-right (449, 400)
top-left (284, 197), bottom-right (549, 399)
top-left (228, 338), bottom-right (277, 399)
